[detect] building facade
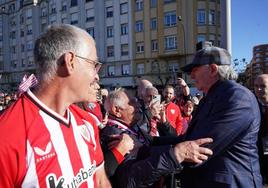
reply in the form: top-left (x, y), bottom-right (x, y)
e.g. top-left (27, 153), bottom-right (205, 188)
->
top-left (0, 0), bottom-right (229, 92)
top-left (244, 44), bottom-right (268, 90)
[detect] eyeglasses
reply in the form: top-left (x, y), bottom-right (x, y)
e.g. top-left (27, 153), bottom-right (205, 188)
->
top-left (75, 55), bottom-right (102, 72)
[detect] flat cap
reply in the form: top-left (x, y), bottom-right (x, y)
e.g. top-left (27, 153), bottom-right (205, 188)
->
top-left (181, 46), bottom-right (231, 73)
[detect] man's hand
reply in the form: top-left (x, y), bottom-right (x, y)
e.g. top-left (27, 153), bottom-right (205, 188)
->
top-left (173, 138), bottom-right (213, 164)
top-left (177, 78), bottom-right (187, 87)
top-left (108, 134), bottom-right (135, 156)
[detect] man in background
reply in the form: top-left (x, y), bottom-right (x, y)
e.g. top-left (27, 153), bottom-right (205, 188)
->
top-left (254, 74), bottom-right (268, 186)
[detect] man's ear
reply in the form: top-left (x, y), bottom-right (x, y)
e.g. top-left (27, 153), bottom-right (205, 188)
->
top-left (210, 64), bottom-right (218, 77)
top-left (111, 106), bottom-right (121, 118)
top-left (62, 52), bottom-right (76, 75)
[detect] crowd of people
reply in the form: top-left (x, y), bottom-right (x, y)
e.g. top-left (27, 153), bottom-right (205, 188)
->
top-left (0, 24), bottom-right (267, 188)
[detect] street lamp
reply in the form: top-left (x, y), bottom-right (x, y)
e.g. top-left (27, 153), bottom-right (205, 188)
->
top-left (177, 16), bottom-right (187, 81)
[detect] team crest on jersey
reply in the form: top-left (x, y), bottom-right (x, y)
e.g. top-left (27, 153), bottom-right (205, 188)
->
top-left (170, 109), bottom-right (175, 114)
top-left (87, 102), bottom-right (96, 110)
top-left (81, 120), bottom-right (97, 150)
top-left (78, 125), bottom-right (91, 142)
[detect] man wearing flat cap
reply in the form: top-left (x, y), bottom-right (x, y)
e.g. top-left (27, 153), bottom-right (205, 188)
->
top-left (180, 47), bottom-right (263, 188)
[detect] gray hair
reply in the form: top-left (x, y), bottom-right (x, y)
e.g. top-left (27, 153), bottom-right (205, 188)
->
top-left (144, 86), bottom-right (158, 97)
top-left (218, 65), bottom-right (238, 81)
top-left (104, 88), bottom-right (126, 113)
top-left (34, 24), bottom-right (93, 84)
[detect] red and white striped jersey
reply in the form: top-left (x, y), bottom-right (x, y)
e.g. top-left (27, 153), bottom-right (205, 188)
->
top-left (0, 90), bottom-right (104, 188)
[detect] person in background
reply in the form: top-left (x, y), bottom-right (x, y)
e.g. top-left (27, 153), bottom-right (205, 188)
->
top-left (101, 88), bottom-right (213, 188)
top-left (254, 74), bottom-right (268, 186)
top-left (143, 85), bottom-right (177, 136)
top-left (173, 77), bottom-right (191, 110)
top-left (0, 24), bottom-right (111, 188)
top-left (181, 99), bottom-right (195, 135)
top-left (180, 46), bottom-right (262, 188)
top-left (162, 85), bottom-right (183, 135)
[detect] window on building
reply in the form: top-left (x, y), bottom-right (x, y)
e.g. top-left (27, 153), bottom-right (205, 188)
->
top-left (151, 40), bottom-right (158, 51)
top-left (121, 44), bottom-right (128, 56)
top-left (107, 26), bottom-right (114, 38)
top-left (85, 0), bottom-right (93, 2)
top-left (21, 59), bottom-right (25, 67)
top-left (121, 23), bottom-right (128, 35)
top-left (217, 11), bottom-right (221, 25)
top-left (136, 0), bottom-right (143, 11)
top-left (164, 0), bottom-right (176, 4)
top-left (41, 7), bottom-right (47, 17)
top-left (27, 25), bottom-right (32, 35)
top-left (61, 1), bottom-right (67, 11)
top-left (26, 9), bottom-right (32, 19)
top-left (136, 21), bottom-right (143, 32)
top-left (106, 6), bottom-right (113, 18)
top-left (41, 23), bottom-right (47, 32)
top-left (108, 65), bottom-right (115, 76)
top-left (8, 3), bottom-right (15, 13)
top-left (21, 44), bottom-right (25, 52)
top-left (209, 35), bottom-right (216, 45)
top-left (168, 62), bottom-right (179, 72)
top-left (28, 58), bottom-right (34, 67)
top-left (197, 34), bottom-right (206, 43)
top-left (122, 64), bottom-right (130, 75)
top-left (151, 61), bottom-right (159, 72)
top-left (107, 46), bottom-right (114, 57)
top-left (70, 13), bottom-right (78, 25)
top-left (150, 18), bottom-right (157, 30)
top-left (165, 35), bottom-right (177, 50)
top-left (86, 27), bottom-right (95, 38)
top-left (62, 17), bottom-right (68, 23)
top-left (27, 41), bottom-right (33, 51)
top-left (50, 15), bottom-right (56, 24)
top-left (10, 31), bottom-right (16, 39)
top-left (70, 0), bottom-right (78, 7)
top-left (120, 3), bottom-right (128, 14)
top-left (137, 64), bottom-right (145, 74)
top-left (11, 46), bottom-right (16, 54)
top-left (86, 9), bottom-right (94, 22)
top-left (150, 0), bottom-right (157, 8)
top-left (11, 60), bottom-right (17, 68)
top-left (209, 9), bottom-right (215, 25)
top-left (20, 14), bottom-right (24, 23)
top-left (164, 11), bottom-right (176, 27)
top-left (10, 17), bottom-right (16, 26)
top-left (136, 42), bottom-right (144, 53)
top-left (50, 4), bottom-right (56, 14)
top-left (197, 9), bottom-right (206, 25)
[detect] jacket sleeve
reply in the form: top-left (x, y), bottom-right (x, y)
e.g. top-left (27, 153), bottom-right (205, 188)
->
top-left (157, 121), bottom-right (177, 136)
top-left (186, 85), bottom-right (261, 166)
top-left (114, 145), bottom-right (183, 188)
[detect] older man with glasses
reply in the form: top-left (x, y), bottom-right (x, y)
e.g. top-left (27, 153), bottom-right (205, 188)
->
top-left (0, 24), bottom-right (111, 187)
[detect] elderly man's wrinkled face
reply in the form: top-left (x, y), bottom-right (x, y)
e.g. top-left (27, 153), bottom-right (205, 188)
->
top-left (190, 65), bottom-right (212, 94)
top-left (254, 75), bottom-right (268, 104)
top-left (118, 92), bottom-right (141, 125)
top-left (144, 89), bottom-right (158, 106)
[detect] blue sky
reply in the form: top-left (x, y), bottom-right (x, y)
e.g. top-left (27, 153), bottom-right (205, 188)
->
top-left (231, 0), bottom-right (268, 63)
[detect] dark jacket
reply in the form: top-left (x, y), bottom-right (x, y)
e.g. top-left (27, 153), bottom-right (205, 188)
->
top-left (100, 117), bottom-right (183, 188)
top-left (181, 80), bottom-right (263, 188)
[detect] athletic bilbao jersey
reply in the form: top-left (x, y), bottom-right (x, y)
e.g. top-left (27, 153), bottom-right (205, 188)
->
top-left (0, 90), bottom-right (104, 188)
